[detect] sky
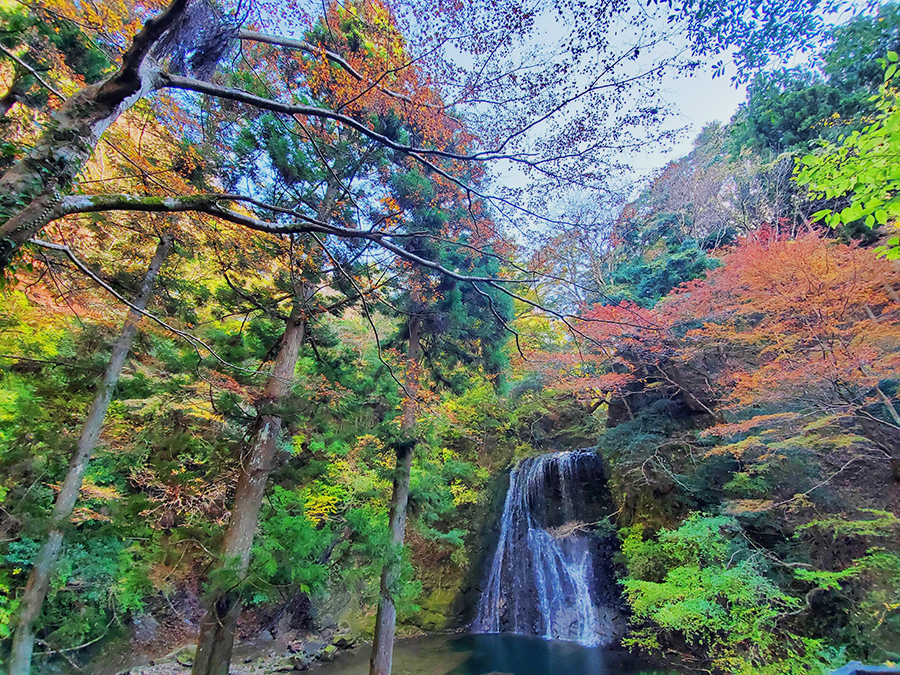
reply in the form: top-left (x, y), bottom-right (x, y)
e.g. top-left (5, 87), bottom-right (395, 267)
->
top-left (479, 6), bottom-right (756, 203)
top-left (566, 3), bottom-right (866, 179)
top-left (632, 66), bottom-right (747, 173)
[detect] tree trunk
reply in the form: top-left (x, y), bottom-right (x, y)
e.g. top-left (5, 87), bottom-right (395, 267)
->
top-left (369, 313), bottom-right (421, 675)
top-left (7, 235), bottom-right (173, 675)
top-left (191, 305), bottom-right (307, 675)
top-left (0, 0), bottom-right (187, 271)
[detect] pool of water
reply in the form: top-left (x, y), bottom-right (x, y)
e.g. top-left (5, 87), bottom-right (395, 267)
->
top-left (311, 633), bottom-right (673, 675)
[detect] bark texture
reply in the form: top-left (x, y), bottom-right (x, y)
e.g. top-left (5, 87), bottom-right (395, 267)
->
top-left (191, 306), bottom-right (307, 675)
top-left (369, 314), bottom-right (421, 675)
top-left (7, 235), bottom-right (172, 675)
top-left (0, 0), bottom-right (188, 271)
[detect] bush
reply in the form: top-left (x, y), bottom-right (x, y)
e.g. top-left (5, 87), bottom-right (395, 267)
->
top-left (619, 514), bottom-right (842, 674)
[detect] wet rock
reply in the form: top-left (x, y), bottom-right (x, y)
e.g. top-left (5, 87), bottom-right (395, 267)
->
top-left (472, 451), bottom-right (625, 646)
top-left (302, 640), bottom-right (326, 659)
top-left (320, 645), bottom-right (339, 662)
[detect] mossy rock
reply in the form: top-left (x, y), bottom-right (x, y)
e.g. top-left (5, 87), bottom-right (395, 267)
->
top-left (166, 644), bottom-right (196, 667)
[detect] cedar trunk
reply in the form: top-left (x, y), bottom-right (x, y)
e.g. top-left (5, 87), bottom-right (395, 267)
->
top-left (369, 314), bottom-right (421, 675)
top-left (7, 235), bottom-right (172, 675)
top-left (191, 307), bottom-right (307, 675)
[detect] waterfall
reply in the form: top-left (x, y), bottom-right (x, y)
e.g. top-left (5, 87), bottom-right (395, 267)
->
top-left (473, 451), bottom-right (618, 647)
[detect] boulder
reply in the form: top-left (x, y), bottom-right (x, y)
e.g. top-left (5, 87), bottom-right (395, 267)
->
top-left (302, 640), bottom-right (326, 659)
top-left (332, 635), bottom-right (355, 649)
top-left (131, 612), bottom-right (160, 643)
top-left (291, 653), bottom-right (312, 670)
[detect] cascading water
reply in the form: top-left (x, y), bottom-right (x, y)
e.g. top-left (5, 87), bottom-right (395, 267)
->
top-left (472, 451), bottom-right (620, 647)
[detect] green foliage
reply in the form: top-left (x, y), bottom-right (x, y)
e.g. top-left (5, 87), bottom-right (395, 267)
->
top-left (796, 56), bottom-right (900, 258)
top-left (731, 5), bottom-right (900, 154)
top-left (797, 509), bottom-right (900, 539)
top-left (0, 5), bottom-right (110, 109)
top-left (620, 515), bottom-right (840, 674)
top-left (1, 535), bottom-right (147, 648)
top-left (249, 486), bottom-right (331, 603)
top-left (604, 237), bottom-right (718, 308)
top-left (730, 69), bottom-right (845, 152)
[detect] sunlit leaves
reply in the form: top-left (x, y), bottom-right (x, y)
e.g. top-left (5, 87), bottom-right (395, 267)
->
top-left (796, 59), bottom-right (900, 258)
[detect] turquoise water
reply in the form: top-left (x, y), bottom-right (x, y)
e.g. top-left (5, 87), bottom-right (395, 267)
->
top-left (312, 633), bottom-right (672, 675)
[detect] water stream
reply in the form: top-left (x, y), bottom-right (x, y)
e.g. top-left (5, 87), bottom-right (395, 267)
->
top-left (472, 450), bottom-right (620, 647)
top-left (309, 633), bottom-right (668, 675)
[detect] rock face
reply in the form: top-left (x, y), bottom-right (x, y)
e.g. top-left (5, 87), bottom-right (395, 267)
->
top-left (472, 451), bottom-right (625, 646)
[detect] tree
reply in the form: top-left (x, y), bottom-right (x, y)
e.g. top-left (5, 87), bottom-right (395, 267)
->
top-left (0, 0), bottom-right (865, 672)
top-left (666, 231), bottom-right (900, 445)
top-left (796, 54), bottom-right (900, 259)
top-left (531, 230), bottom-right (900, 671)
top-left (8, 234), bottom-right (172, 675)
top-left (0, 0), bottom-right (858, 272)
top-left (0, 5), bottom-right (109, 118)
top-left (728, 5), bottom-right (900, 155)
top-left (189, 86), bottom-right (384, 675)
top-left (191, 297), bottom-right (308, 675)
top-left (369, 168), bottom-right (512, 675)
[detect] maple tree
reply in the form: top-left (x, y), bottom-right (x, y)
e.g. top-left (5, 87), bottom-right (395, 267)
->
top-left (552, 230), bottom-right (900, 450)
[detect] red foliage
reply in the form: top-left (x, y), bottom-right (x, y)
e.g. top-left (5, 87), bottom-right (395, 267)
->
top-left (532, 231), bottom-right (900, 424)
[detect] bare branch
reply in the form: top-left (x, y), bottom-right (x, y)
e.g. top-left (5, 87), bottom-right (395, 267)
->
top-left (239, 29), bottom-right (434, 109)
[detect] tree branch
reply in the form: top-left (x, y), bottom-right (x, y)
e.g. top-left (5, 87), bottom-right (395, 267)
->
top-left (30, 238), bottom-right (271, 378)
top-left (238, 30), bottom-right (430, 108)
top-left (0, 45), bottom-right (64, 100)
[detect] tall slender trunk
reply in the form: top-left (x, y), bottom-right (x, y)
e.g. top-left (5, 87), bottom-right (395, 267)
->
top-left (7, 235), bottom-right (172, 675)
top-left (0, 0), bottom-right (187, 272)
top-left (191, 305), bottom-right (307, 675)
top-left (369, 313), bottom-right (421, 675)
top-left (192, 190), bottom-right (338, 675)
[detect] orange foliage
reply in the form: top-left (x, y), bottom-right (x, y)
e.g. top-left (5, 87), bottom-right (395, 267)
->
top-left (664, 231), bottom-right (900, 412)
top-left (533, 231), bottom-right (900, 426)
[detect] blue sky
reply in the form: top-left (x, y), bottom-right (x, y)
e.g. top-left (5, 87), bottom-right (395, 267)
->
top-left (633, 65), bottom-right (747, 173)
